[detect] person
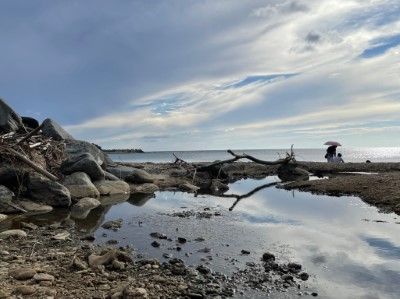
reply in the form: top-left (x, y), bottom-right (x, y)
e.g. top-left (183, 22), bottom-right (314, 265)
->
top-left (332, 153), bottom-right (344, 163)
top-left (325, 145), bottom-right (337, 162)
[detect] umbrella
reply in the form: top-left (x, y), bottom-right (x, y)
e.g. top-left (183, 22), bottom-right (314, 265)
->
top-left (324, 141), bottom-right (342, 146)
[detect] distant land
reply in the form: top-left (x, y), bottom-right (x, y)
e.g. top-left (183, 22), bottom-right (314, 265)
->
top-left (103, 148), bottom-right (144, 153)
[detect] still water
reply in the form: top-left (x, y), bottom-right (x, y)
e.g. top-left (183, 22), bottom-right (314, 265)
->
top-left (89, 177), bottom-right (400, 299)
top-left (3, 177), bottom-right (399, 298)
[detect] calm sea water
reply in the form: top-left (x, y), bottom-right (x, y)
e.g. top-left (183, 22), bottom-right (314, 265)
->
top-left (109, 147), bottom-right (400, 163)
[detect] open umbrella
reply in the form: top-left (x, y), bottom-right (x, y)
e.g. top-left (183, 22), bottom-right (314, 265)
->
top-left (324, 141), bottom-right (342, 146)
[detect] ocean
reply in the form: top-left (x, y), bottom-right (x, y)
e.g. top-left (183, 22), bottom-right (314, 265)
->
top-left (108, 147), bottom-right (400, 163)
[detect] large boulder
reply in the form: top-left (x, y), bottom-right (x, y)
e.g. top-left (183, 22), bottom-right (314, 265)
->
top-left (21, 116), bottom-right (40, 130)
top-left (28, 175), bottom-right (71, 207)
top-left (61, 153), bottom-right (105, 181)
top-left (107, 165), bottom-right (153, 183)
top-left (93, 180), bottom-right (130, 196)
top-left (0, 164), bottom-right (28, 191)
top-left (0, 185), bottom-right (15, 213)
top-left (63, 172), bottom-right (100, 200)
top-left (65, 140), bottom-right (106, 167)
top-left (41, 118), bottom-right (74, 141)
top-left (0, 98), bottom-right (23, 133)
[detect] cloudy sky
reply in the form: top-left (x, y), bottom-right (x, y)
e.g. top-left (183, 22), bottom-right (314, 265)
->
top-left (2, 0), bottom-right (400, 150)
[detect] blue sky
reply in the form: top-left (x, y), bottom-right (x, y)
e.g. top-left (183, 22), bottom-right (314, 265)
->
top-left (1, 0), bottom-right (400, 150)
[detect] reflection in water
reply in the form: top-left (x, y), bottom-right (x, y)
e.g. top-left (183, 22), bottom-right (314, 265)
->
top-left (1, 177), bottom-right (400, 298)
top-left (128, 193), bottom-right (155, 206)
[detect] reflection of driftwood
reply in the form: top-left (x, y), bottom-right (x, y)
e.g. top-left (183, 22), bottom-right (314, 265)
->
top-left (219, 181), bottom-right (278, 211)
top-left (8, 148), bottom-right (58, 181)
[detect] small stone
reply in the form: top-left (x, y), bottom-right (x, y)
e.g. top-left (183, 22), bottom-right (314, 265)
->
top-left (299, 272), bottom-right (309, 281)
top-left (0, 229), bottom-right (27, 239)
top-left (241, 250), bottom-right (250, 255)
top-left (312, 292), bottom-right (318, 297)
top-left (15, 285), bottom-right (36, 295)
top-left (177, 237), bottom-right (187, 244)
top-left (151, 241), bottom-right (161, 248)
top-left (282, 274), bottom-right (294, 281)
top-left (163, 253), bottom-right (173, 259)
top-left (262, 252), bottom-right (275, 261)
top-left (9, 268), bottom-right (37, 280)
top-left (150, 232), bottom-right (167, 239)
top-left (34, 273), bottom-right (55, 282)
top-left (20, 222), bottom-right (38, 230)
top-left (112, 260), bottom-right (125, 270)
top-left (73, 257), bottom-right (88, 270)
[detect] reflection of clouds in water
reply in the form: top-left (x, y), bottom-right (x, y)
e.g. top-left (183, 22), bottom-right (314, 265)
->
top-left (96, 178), bottom-right (400, 298)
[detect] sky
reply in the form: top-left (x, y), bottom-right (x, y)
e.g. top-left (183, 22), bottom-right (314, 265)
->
top-left (1, 0), bottom-right (400, 151)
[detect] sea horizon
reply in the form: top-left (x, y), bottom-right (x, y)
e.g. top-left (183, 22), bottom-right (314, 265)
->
top-left (108, 146), bottom-right (400, 164)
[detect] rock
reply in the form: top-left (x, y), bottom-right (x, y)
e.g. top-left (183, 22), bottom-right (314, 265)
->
top-left (123, 287), bottom-right (148, 298)
top-left (0, 185), bottom-right (14, 213)
top-left (151, 241), bottom-right (161, 248)
top-left (177, 237), bottom-right (187, 244)
top-left (0, 213), bottom-right (7, 222)
top-left (0, 165), bottom-right (28, 191)
top-left (71, 197), bottom-right (100, 219)
top-left (51, 232), bottom-right (70, 240)
top-left (34, 273), bottom-right (55, 282)
top-left (17, 200), bottom-right (53, 213)
top-left (9, 268), bottom-right (37, 280)
top-left (93, 180), bottom-right (130, 196)
top-left (129, 183), bottom-right (159, 194)
top-left (65, 139), bottom-right (105, 166)
top-left (150, 232), bottom-right (168, 239)
top-left (112, 259), bottom-right (125, 270)
top-left (288, 262), bottom-right (302, 271)
top-left (88, 249), bottom-right (118, 267)
top-left (72, 197), bottom-right (100, 211)
top-left (179, 182), bottom-right (200, 192)
top-left (21, 116), bottom-right (40, 129)
top-left (0, 98), bottom-right (23, 133)
top-left (20, 222), bottom-right (38, 230)
top-left (72, 257), bottom-right (88, 270)
top-left (63, 172), bottom-right (100, 199)
top-left (282, 274), bottom-right (294, 281)
top-left (0, 229), bottom-right (27, 239)
top-left (102, 219), bottom-right (123, 230)
top-left (28, 174), bottom-right (71, 207)
top-left (61, 153), bottom-right (105, 181)
top-left (41, 118), bottom-right (74, 141)
top-left (262, 252), bottom-right (275, 262)
top-left (299, 272), bottom-right (309, 281)
top-left (104, 171), bottom-right (120, 181)
top-left (107, 165), bottom-right (153, 183)
top-left (15, 285), bottom-right (37, 295)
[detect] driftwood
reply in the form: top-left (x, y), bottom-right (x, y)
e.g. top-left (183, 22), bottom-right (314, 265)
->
top-left (196, 147), bottom-right (295, 172)
top-left (16, 124), bottom-right (44, 145)
top-left (173, 153), bottom-right (187, 165)
top-left (8, 148), bottom-right (59, 181)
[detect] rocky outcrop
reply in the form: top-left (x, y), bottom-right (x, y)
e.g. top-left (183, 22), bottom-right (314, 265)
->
top-left (65, 140), bottom-right (106, 167)
top-left (41, 118), bottom-right (74, 141)
top-left (0, 99), bottom-right (23, 133)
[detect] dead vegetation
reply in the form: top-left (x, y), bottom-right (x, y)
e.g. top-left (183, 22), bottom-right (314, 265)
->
top-left (0, 130), bottom-right (66, 181)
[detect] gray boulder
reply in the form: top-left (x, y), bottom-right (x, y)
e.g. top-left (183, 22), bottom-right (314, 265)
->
top-left (0, 185), bottom-right (15, 213)
top-left (65, 139), bottom-right (106, 167)
top-left (28, 175), bottom-right (71, 207)
top-left (0, 98), bottom-right (23, 133)
top-left (0, 164), bottom-right (28, 190)
top-left (61, 153), bottom-right (105, 181)
top-left (104, 171), bottom-right (121, 181)
top-left (63, 172), bottom-right (100, 200)
top-left (21, 116), bottom-right (40, 130)
top-left (93, 180), bottom-right (130, 196)
top-left (107, 165), bottom-right (153, 183)
top-left (41, 118), bottom-right (74, 141)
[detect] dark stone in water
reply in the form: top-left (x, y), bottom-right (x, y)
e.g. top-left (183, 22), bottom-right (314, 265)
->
top-left (151, 241), bottom-right (161, 248)
top-left (262, 252), bottom-right (275, 261)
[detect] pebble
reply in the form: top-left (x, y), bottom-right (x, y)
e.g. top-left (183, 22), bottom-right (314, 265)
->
top-left (34, 273), bottom-right (55, 282)
top-left (0, 229), bottom-right (27, 239)
top-left (15, 285), bottom-right (36, 295)
top-left (9, 268), bottom-right (37, 280)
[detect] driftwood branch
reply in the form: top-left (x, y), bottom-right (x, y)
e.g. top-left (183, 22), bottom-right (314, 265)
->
top-left (196, 148), bottom-right (295, 172)
top-left (16, 124), bottom-right (44, 145)
top-left (8, 148), bottom-right (58, 181)
top-left (7, 202), bottom-right (28, 213)
top-left (173, 153), bottom-right (187, 165)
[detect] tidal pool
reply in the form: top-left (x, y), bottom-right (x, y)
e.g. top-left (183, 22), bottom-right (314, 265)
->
top-left (87, 176), bottom-right (400, 299)
top-left (3, 176), bottom-right (399, 298)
